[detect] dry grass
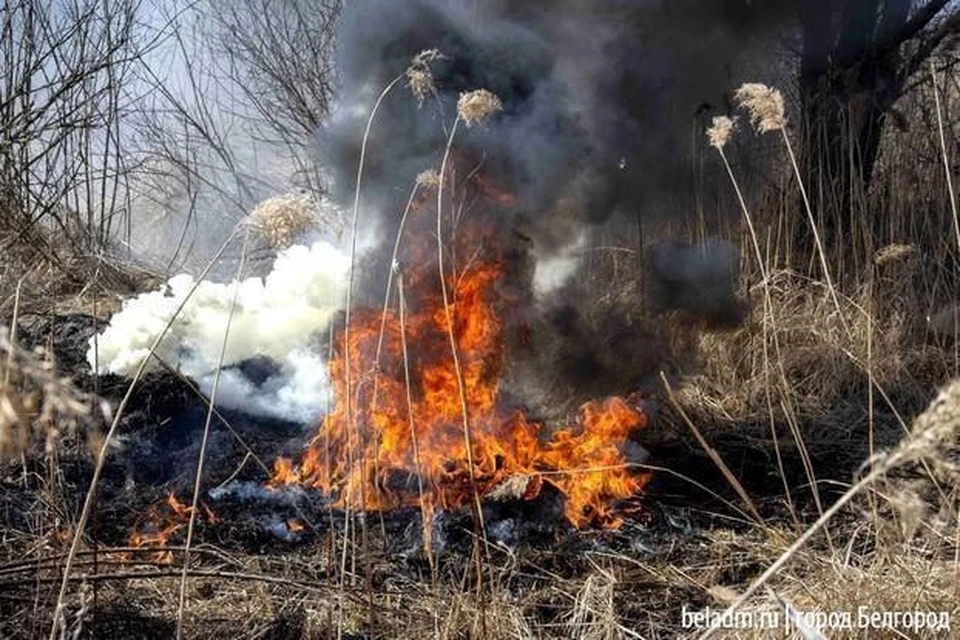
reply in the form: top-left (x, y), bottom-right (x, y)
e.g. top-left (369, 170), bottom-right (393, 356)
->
top-left (3, 54), bottom-right (960, 640)
top-left (688, 268), bottom-right (938, 424)
top-left (245, 192), bottom-right (325, 249)
top-left (0, 325), bottom-right (95, 459)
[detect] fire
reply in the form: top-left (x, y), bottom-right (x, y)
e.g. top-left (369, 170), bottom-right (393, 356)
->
top-left (272, 184), bottom-right (651, 529)
top-left (287, 519), bottom-right (305, 533)
top-left (128, 492), bottom-right (218, 563)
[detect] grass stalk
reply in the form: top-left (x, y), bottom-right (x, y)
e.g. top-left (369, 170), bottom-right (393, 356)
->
top-left (48, 226), bottom-right (241, 640)
top-left (175, 230), bottom-right (248, 638)
top-left (397, 273), bottom-right (436, 583)
top-left (340, 72), bottom-right (404, 631)
top-left (714, 145), bottom-right (798, 523)
top-left (779, 127), bottom-right (850, 339)
top-left (437, 114), bottom-right (490, 630)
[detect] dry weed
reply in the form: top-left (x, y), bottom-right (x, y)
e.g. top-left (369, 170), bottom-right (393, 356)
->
top-left (246, 192), bottom-right (328, 249)
top-left (734, 83), bottom-right (786, 133)
top-left (707, 115), bottom-right (737, 150)
top-left (417, 169), bottom-right (441, 189)
top-left (457, 89), bottom-right (502, 126)
top-left (406, 49), bottom-right (444, 105)
top-left (0, 325), bottom-right (94, 459)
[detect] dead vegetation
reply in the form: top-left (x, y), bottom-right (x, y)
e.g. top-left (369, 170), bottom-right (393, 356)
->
top-left (2, 2), bottom-right (960, 639)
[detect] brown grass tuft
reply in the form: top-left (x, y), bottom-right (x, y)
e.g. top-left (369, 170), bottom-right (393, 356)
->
top-left (457, 89), bottom-right (502, 126)
top-left (245, 192), bottom-right (325, 248)
top-left (707, 115), bottom-right (738, 149)
top-left (734, 83), bottom-right (786, 133)
top-left (0, 326), bottom-right (94, 459)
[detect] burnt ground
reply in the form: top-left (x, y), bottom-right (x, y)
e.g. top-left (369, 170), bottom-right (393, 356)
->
top-left (0, 313), bottom-right (924, 638)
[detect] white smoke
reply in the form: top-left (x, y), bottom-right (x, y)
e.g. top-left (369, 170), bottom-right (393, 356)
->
top-left (88, 240), bottom-right (349, 423)
top-left (532, 231), bottom-right (586, 298)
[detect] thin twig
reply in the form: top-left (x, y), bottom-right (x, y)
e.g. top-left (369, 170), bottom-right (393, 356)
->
top-left (48, 227), bottom-right (241, 640)
top-left (175, 230), bottom-right (249, 638)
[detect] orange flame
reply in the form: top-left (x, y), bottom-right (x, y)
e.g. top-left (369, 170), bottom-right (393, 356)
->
top-left (273, 199), bottom-right (651, 528)
top-left (287, 519), bottom-right (305, 533)
top-left (128, 491), bottom-right (218, 563)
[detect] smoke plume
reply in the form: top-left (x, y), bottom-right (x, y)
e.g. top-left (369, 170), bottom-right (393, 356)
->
top-left (319, 0), bottom-right (785, 406)
top-left (88, 240), bottom-right (349, 423)
top-left (322, 0), bottom-right (793, 257)
top-left (90, 1), bottom-right (789, 423)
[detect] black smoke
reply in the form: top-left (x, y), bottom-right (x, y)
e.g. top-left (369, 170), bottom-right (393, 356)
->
top-left (319, 0), bottom-right (791, 411)
top-left (321, 0), bottom-right (794, 250)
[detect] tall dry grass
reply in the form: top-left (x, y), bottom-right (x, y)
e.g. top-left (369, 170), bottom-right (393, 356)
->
top-left (3, 35), bottom-right (960, 640)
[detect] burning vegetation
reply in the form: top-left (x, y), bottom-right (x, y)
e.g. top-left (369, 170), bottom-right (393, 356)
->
top-left (128, 492), bottom-right (218, 564)
top-left (8, 0), bottom-right (960, 637)
top-left (270, 164), bottom-right (651, 528)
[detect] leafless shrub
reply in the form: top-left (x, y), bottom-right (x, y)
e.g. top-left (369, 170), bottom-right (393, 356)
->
top-left (0, 0), bottom-right (146, 276)
top-left (213, 0), bottom-right (340, 142)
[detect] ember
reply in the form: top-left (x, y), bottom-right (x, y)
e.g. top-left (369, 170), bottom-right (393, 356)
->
top-left (273, 184), bottom-right (651, 528)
